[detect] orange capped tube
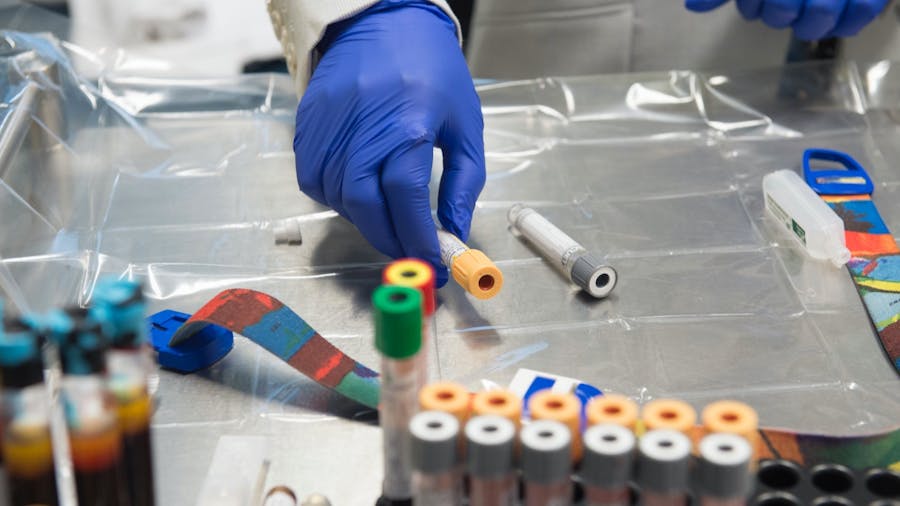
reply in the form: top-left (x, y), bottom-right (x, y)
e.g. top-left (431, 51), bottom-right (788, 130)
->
top-left (471, 389), bottom-right (523, 429)
top-left (528, 391), bottom-right (582, 462)
top-left (701, 400), bottom-right (759, 459)
top-left (419, 381), bottom-right (471, 425)
top-left (641, 399), bottom-right (697, 436)
top-left (586, 394), bottom-right (639, 432)
top-left (436, 230), bottom-right (502, 299)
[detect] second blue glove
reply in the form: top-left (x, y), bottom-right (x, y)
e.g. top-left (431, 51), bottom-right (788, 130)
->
top-left (685, 0), bottom-right (890, 40)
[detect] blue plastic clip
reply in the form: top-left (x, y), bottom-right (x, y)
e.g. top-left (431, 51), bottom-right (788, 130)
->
top-left (802, 148), bottom-right (874, 195)
top-left (147, 310), bottom-right (233, 373)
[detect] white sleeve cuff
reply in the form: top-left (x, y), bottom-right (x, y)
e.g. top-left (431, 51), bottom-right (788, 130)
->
top-left (266, 0), bottom-right (462, 98)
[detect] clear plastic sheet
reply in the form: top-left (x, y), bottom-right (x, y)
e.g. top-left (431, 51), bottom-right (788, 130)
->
top-left (2, 28), bottom-right (900, 504)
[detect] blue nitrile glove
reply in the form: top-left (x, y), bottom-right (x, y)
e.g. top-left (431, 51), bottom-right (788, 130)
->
top-left (685, 0), bottom-right (890, 40)
top-left (294, 1), bottom-right (486, 287)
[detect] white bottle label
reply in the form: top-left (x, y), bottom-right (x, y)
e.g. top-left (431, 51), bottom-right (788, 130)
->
top-left (766, 193), bottom-right (806, 245)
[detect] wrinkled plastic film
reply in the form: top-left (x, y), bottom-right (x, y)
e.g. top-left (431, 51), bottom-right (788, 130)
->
top-left (1, 24), bottom-right (900, 504)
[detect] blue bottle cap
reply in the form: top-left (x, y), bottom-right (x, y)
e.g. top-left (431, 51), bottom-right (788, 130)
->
top-left (59, 309), bottom-right (109, 376)
top-left (91, 278), bottom-right (147, 347)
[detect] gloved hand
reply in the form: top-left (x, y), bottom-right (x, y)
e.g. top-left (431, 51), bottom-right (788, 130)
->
top-left (294, 1), bottom-right (486, 287)
top-left (685, 0), bottom-right (890, 40)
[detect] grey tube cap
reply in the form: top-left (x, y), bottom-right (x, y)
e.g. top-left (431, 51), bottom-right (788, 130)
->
top-left (409, 411), bottom-right (459, 474)
top-left (465, 415), bottom-right (516, 478)
top-left (570, 254), bottom-right (617, 299)
top-left (698, 433), bottom-right (753, 498)
top-left (637, 429), bottom-right (691, 493)
top-left (580, 424), bottom-right (635, 488)
top-left (520, 420), bottom-right (571, 484)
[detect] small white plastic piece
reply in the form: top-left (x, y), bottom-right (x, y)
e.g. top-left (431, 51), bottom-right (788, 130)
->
top-left (273, 218), bottom-right (303, 246)
top-left (763, 170), bottom-right (851, 267)
top-left (195, 436), bottom-right (268, 506)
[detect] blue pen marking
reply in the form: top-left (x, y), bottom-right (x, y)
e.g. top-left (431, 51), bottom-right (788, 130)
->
top-left (522, 376), bottom-right (555, 418)
top-left (574, 382), bottom-right (603, 430)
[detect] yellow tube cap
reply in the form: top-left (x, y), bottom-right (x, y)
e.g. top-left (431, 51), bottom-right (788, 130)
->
top-left (451, 249), bottom-right (503, 300)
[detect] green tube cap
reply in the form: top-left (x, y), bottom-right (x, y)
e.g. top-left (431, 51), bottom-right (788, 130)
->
top-left (373, 285), bottom-right (422, 359)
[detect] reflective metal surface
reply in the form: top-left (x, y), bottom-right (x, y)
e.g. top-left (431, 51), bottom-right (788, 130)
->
top-left (2, 31), bottom-right (900, 505)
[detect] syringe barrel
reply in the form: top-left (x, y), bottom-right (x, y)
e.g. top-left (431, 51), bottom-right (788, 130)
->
top-left (508, 204), bottom-right (584, 278)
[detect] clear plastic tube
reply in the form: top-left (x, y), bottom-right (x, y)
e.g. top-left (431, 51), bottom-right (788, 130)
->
top-left (410, 410), bottom-right (461, 506)
top-left (641, 492), bottom-right (688, 506)
top-left (107, 347), bottom-right (156, 506)
top-left (90, 278), bottom-right (157, 506)
top-left (699, 498), bottom-right (746, 506)
top-left (508, 204), bottom-right (616, 298)
top-left (521, 420), bottom-right (572, 506)
top-left (469, 475), bottom-right (517, 506)
top-left (524, 481), bottom-right (571, 506)
top-left (1, 383), bottom-right (58, 506)
top-left (697, 433), bottom-right (752, 506)
top-left (585, 486), bottom-right (630, 506)
top-left (380, 356), bottom-right (418, 500)
top-left (508, 204), bottom-right (585, 274)
top-left (0, 323), bottom-right (58, 506)
top-left (466, 415), bottom-right (517, 506)
top-left (420, 314), bottom-right (437, 387)
top-left (62, 375), bottom-right (128, 506)
top-left (412, 470), bottom-right (462, 506)
top-left (637, 430), bottom-right (691, 506)
top-left (382, 259), bottom-right (437, 389)
top-left (581, 424), bottom-right (635, 506)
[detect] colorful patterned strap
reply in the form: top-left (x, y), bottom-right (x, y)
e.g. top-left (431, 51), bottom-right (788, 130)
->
top-left (800, 149), bottom-right (900, 374)
top-left (823, 194), bottom-right (900, 373)
top-left (168, 288), bottom-right (899, 468)
top-left (756, 426), bottom-right (900, 469)
top-left (168, 288), bottom-right (380, 409)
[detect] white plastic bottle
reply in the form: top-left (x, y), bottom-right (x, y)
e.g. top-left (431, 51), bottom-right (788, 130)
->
top-left (762, 169), bottom-right (850, 267)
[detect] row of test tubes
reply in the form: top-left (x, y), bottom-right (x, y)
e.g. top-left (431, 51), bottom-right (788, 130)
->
top-left (0, 279), bottom-right (156, 506)
top-left (412, 384), bottom-right (758, 506)
top-left (373, 258), bottom-right (756, 506)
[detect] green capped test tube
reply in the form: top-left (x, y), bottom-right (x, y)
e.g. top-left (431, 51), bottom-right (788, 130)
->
top-left (373, 285), bottom-right (422, 504)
